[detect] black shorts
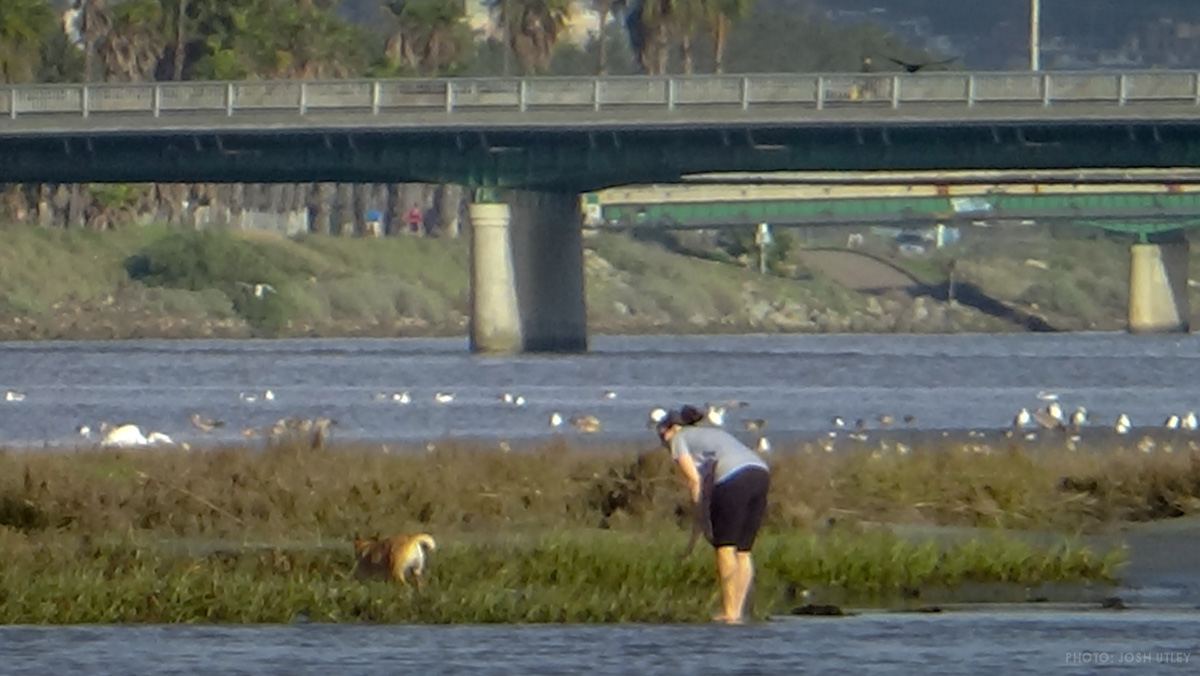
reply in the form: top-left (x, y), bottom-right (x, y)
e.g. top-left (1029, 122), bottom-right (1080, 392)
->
top-left (709, 466), bottom-right (770, 552)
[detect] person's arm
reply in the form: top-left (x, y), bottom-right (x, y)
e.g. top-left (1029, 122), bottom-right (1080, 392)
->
top-left (676, 444), bottom-right (700, 501)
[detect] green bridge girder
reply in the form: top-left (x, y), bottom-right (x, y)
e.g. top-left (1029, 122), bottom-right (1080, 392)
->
top-left (592, 190), bottom-right (1200, 230)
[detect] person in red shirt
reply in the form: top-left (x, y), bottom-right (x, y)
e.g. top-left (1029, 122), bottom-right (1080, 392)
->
top-left (405, 204), bottom-right (423, 235)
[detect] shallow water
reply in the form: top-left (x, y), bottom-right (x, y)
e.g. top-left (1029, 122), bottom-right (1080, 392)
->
top-left (3, 332), bottom-right (1200, 448)
top-left (3, 612), bottom-right (1198, 675)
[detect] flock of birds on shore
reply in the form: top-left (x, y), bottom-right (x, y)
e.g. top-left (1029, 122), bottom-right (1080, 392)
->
top-left (4, 384), bottom-right (1200, 453)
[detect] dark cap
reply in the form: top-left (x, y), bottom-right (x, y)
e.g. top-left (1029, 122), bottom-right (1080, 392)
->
top-left (655, 408), bottom-right (687, 436)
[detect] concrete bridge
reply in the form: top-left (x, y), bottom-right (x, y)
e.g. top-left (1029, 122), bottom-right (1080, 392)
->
top-left (5, 70), bottom-right (1200, 350)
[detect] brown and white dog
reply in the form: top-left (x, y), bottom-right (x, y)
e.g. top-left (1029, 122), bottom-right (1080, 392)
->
top-left (353, 533), bottom-right (437, 589)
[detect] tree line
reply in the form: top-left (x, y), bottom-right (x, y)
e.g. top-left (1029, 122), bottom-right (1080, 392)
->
top-left (0, 0), bottom-right (944, 83)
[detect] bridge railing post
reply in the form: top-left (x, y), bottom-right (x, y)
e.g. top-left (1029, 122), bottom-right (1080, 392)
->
top-left (740, 77), bottom-right (750, 110)
top-left (152, 84), bottom-right (161, 117)
top-left (592, 79), bottom-right (602, 112)
top-left (1118, 74), bottom-right (1128, 106)
top-left (966, 74), bottom-right (977, 108)
top-left (1041, 73), bottom-right (1052, 107)
top-left (371, 81), bottom-right (381, 115)
top-left (8, 89), bottom-right (16, 119)
top-left (815, 75), bottom-right (825, 110)
top-left (890, 75), bottom-right (901, 109)
top-left (299, 81), bottom-right (308, 115)
top-left (445, 80), bottom-right (455, 113)
top-left (518, 79), bottom-right (528, 112)
top-left (225, 82), bottom-right (235, 116)
top-left (666, 78), bottom-right (676, 111)
top-left (80, 84), bottom-right (89, 118)
top-left (1193, 72), bottom-right (1200, 106)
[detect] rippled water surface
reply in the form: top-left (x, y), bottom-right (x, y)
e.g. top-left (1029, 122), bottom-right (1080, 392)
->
top-left (4, 612), bottom-right (1199, 675)
top-left (3, 332), bottom-right (1200, 447)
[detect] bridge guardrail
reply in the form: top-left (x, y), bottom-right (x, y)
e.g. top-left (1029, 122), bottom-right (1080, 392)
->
top-left (3, 70), bottom-right (1200, 120)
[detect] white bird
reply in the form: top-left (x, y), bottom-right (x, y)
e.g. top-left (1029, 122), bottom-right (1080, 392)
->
top-left (647, 407), bottom-right (669, 428)
top-left (1183, 412), bottom-right (1198, 431)
top-left (1031, 404), bottom-right (1065, 430)
top-left (1013, 408), bottom-right (1032, 428)
top-left (100, 423), bottom-right (149, 447)
top-left (236, 282), bottom-right (277, 299)
top-left (1115, 414), bottom-right (1132, 435)
top-left (1069, 407), bottom-right (1088, 429)
top-left (1037, 391), bottom-right (1059, 401)
top-left (705, 404), bottom-right (727, 427)
top-left (239, 392), bottom-right (258, 403)
top-left (146, 431), bottom-right (175, 445)
top-left (76, 424), bottom-right (92, 438)
top-left (1164, 414), bottom-right (1181, 430)
top-left (263, 389), bottom-right (275, 401)
top-left (4, 390), bottom-right (25, 402)
top-left (392, 391), bottom-right (411, 404)
top-left (756, 436), bottom-right (772, 453)
top-left (570, 414), bottom-right (601, 433)
top-left (549, 412), bottom-right (564, 428)
top-left (831, 416), bottom-right (846, 428)
top-left (434, 392), bottom-right (455, 404)
top-left (603, 390), bottom-right (617, 400)
top-left (513, 395), bottom-right (526, 407)
top-left (501, 392), bottom-right (515, 404)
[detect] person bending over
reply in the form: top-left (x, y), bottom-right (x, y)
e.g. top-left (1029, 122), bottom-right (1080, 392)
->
top-left (656, 408), bottom-right (770, 624)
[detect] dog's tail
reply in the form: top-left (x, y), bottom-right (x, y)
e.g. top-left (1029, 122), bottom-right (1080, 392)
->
top-left (414, 533), bottom-right (437, 550)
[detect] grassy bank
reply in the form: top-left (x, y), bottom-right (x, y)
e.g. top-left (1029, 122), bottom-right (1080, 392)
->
top-left (0, 223), bottom-right (1015, 340)
top-left (3, 437), bottom-right (1192, 623)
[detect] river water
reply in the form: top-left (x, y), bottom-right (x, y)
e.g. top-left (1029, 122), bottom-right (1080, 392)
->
top-left (4, 332), bottom-right (1200, 448)
top-left (2, 612), bottom-right (1197, 674)
top-left (4, 332), bottom-right (1200, 671)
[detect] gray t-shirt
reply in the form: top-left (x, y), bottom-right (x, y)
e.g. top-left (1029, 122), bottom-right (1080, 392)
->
top-left (669, 426), bottom-right (769, 485)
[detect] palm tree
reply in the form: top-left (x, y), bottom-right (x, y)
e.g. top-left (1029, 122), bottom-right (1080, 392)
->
top-left (96, 0), bottom-right (167, 81)
top-left (0, 0), bottom-right (55, 84)
top-left (702, 0), bottom-right (750, 73)
top-left (487, 0), bottom-right (572, 75)
top-left (623, 0), bottom-right (675, 75)
top-left (68, 0), bottom-right (113, 83)
top-left (384, 0), bottom-right (470, 75)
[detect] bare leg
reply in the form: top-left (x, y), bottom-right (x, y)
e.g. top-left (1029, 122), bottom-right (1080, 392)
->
top-left (733, 551), bottom-right (755, 621)
top-left (713, 546), bottom-right (742, 623)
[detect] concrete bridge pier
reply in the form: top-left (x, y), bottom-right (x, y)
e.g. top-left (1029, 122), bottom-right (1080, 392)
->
top-left (1128, 240), bottom-right (1190, 333)
top-left (468, 190), bottom-right (588, 353)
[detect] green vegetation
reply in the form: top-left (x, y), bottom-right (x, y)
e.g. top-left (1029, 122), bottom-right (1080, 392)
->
top-left (0, 436), bottom-right (1163, 624)
top-left (2, 0), bottom-right (947, 87)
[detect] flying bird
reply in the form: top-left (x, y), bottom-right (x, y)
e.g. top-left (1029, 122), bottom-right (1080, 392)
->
top-left (236, 282), bottom-right (277, 299)
top-left (888, 56), bottom-right (957, 73)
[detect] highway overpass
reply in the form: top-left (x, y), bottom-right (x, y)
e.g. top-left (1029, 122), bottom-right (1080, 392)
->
top-left (5, 70), bottom-right (1200, 350)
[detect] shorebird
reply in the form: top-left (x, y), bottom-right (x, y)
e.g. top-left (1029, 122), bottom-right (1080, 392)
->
top-left (1183, 412), bottom-right (1198, 431)
top-left (743, 419), bottom-right (767, 432)
top-left (603, 390), bottom-right (617, 400)
top-left (241, 426), bottom-right (259, 438)
top-left (392, 391), bottom-right (411, 404)
top-left (240, 390), bottom-right (273, 403)
top-left (236, 282), bottom-right (277, 299)
top-left (903, 414), bottom-right (916, 427)
top-left (100, 423), bottom-right (152, 447)
top-left (500, 392), bottom-right (516, 404)
top-left (311, 417), bottom-right (336, 449)
top-left (570, 414), bottom-right (601, 433)
top-left (512, 395), bottom-right (527, 407)
top-left (190, 412), bottom-right (226, 432)
top-left (1031, 404), bottom-right (1065, 430)
top-left (1013, 408), bottom-right (1032, 429)
top-left (76, 424), bottom-right (92, 438)
top-left (877, 414), bottom-right (895, 428)
top-left (1036, 391), bottom-right (1059, 402)
top-left (647, 407), bottom-right (669, 428)
top-left (263, 389), bottom-right (275, 401)
top-left (831, 416), bottom-right (846, 428)
top-left (1164, 414), bottom-right (1181, 430)
top-left (4, 390), bottom-right (25, 402)
top-left (1069, 407), bottom-right (1088, 430)
top-left (549, 412), bottom-right (564, 428)
top-left (1114, 414), bottom-right (1132, 435)
top-left (756, 437), bottom-right (772, 453)
top-left (434, 392), bottom-right (455, 404)
top-left (705, 404), bottom-right (727, 427)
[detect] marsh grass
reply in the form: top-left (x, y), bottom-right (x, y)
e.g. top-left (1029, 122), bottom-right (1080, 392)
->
top-left (0, 435), bottom-right (1184, 623)
top-left (0, 527), bottom-right (1122, 624)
